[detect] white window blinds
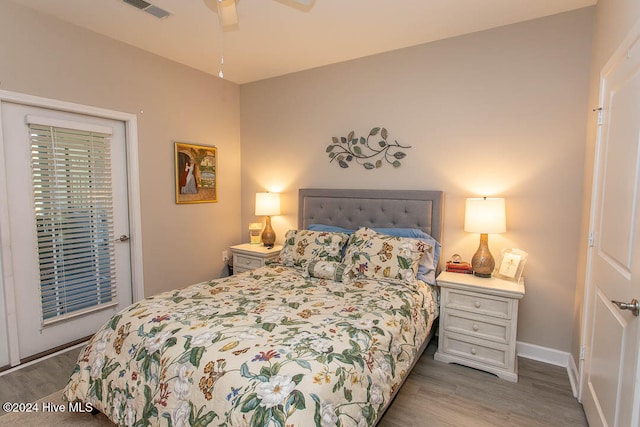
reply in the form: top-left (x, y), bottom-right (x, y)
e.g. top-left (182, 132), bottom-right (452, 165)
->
top-left (27, 116), bottom-right (118, 325)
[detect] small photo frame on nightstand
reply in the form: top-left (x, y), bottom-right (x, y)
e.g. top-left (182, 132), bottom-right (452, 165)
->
top-left (493, 248), bottom-right (528, 282)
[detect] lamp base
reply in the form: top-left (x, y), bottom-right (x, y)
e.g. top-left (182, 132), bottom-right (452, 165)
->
top-left (473, 271), bottom-right (493, 278)
top-left (471, 233), bottom-right (494, 278)
top-left (261, 216), bottom-right (275, 249)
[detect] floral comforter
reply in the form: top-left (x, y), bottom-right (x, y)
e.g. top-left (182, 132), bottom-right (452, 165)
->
top-left (63, 264), bottom-right (438, 427)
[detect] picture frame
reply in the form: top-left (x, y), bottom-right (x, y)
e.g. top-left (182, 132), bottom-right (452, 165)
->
top-left (493, 248), bottom-right (528, 282)
top-left (174, 142), bottom-right (217, 204)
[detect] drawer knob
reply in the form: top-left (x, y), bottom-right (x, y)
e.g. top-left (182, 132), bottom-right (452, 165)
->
top-left (474, 301), bottom-right (481, 308)
top-left (470, 348), bottom-right (477, 355)
top-left (472, 324), bottom-right (479, 331)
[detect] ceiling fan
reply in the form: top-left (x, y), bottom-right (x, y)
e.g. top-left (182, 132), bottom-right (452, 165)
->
top-left (203, 0), bottom-right (313, 27)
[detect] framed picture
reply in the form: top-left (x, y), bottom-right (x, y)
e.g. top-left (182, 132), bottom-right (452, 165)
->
top-left (174, 142), bottom-right (217, 204)
top-left (493, 248), bottom-right (528, 282)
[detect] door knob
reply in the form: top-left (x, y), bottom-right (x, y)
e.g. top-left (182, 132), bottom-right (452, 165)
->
top-left (612, 299), bottom-right (639, 317)
top-left (115, 234), bottom-right (130, 243)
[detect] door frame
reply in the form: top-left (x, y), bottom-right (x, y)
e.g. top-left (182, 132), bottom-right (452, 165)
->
top-left (0, 89), bottom-right (145, 367)
top-left (578, 16), bottom-right (640, 417)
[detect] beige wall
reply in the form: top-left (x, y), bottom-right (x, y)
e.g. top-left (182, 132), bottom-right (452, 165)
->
top-left (0, 1), bottom-right (242, 295)
top-left (572, 0), bottom-right (640, 367)
top-left (240, 8), bottom-right (594, 352)
top-left (0, 0), bottom-right (599, 355)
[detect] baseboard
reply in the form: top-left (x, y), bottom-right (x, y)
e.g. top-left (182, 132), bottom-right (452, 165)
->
top-left (0, 340), bottom-right (87, 378)
top-left (567, 354), bottom-right (579, 399)
top-left (517, 341), bottom-right (580, 398)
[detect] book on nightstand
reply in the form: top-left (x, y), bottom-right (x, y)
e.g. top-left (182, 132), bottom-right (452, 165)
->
top-left (445, 260), bottom-right (473, 274)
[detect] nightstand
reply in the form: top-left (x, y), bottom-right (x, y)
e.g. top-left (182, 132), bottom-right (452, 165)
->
top-left (434, 271), bottom-right (525, 382)
top-left (230, 243), bottom-right (282, 275)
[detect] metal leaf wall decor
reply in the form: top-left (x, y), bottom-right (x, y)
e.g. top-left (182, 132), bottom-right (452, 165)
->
top-left (326, 127), bottom-right (411, 170)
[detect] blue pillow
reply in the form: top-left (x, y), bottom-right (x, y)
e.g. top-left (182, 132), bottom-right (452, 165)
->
top-left (307, 224), bottom-right (353, 234)
top-left (306, 224), bottom-right (440, 285)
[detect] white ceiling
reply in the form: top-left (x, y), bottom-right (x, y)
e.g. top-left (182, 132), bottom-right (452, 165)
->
top-left (9, 0), bottom-right (596, 84)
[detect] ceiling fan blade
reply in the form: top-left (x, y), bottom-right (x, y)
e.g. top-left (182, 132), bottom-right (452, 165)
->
top-left (202, 0), bottom-right (238, 27)
top-left (290, 0), bottom-right (313, 4)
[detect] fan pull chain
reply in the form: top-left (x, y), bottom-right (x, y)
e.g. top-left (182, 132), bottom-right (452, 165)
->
top-left (218, 3), bottom-right (224, 79)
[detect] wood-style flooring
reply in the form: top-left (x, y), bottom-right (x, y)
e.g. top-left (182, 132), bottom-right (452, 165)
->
top-left (379, 343), bottom-right (587, 426)
top-left (0, 341), bottom-right (587, 426)
top-left (0, 346), bottom-right (82, 406)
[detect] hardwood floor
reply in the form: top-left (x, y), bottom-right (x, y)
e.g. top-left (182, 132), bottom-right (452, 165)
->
top-left (379, 342), bottom-right (588, 426)
top-left (0, 346), bottom-right (82, 407)
top-left (0, 341), bottom-right (587, 426)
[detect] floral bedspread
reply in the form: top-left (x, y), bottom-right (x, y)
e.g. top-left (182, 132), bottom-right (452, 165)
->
top-left (63, 264), bottom-right (438, 427)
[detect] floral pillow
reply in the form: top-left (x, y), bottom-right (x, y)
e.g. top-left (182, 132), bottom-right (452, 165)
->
top-left (277, 229), bottom-right (349, 269)
top-left (308, 224), bottom-right (440, 285)
top-left (305, 260), bottom-right (347, 282)
top-left (374, 228), bottom-right (438, 285)
top-left (342, 227), bottom-right (425, 285)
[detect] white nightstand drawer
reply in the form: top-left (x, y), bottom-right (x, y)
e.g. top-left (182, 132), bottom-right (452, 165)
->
top-left (443, 310), bottom-right (510, 344)
top-left (445, 289), bottom-right (512, 319)
top-left (233, 254), bottom-right (263, 270)
top-left (234, 266), bottom-right (251, 274)
top-left (435, 272), bottom-right (524, 382)
top-left (230, 244), bottom-right (282, 275)
top-left (441, 333), bottom-right (508, 368)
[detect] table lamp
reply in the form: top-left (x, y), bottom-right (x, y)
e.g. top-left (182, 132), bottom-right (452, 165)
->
top-left (255, 192), bottom-right (281, 248)
top-left (464, 197), bottom-right (506, 277)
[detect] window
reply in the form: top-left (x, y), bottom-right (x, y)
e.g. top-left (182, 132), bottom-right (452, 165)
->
top-left (28, 116), bottom-right (117, 325)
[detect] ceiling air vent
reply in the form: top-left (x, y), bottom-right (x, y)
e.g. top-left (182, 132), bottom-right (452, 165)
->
top-left (122, 0), bottom-right (171, 19)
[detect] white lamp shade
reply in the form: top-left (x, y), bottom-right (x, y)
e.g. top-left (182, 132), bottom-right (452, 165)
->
top-left (464, 197), bottom-right (506, 234)
top-left (255, 192), bottom-right (281, 216)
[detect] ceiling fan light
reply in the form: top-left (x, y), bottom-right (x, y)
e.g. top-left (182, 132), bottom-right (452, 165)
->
top-left (217, 0), bottom-right (239, 26)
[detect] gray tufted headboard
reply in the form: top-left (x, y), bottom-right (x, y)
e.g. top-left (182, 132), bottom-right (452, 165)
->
top-left (298, 188), bottom-right (444, 244)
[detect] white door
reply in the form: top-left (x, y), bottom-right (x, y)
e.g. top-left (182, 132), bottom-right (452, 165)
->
top-left (1, 102), bottom-right (132, 360)
top-left (0, 260), bottom-right (9, 367)
top-left (581, 24), bottom-right (640, 427)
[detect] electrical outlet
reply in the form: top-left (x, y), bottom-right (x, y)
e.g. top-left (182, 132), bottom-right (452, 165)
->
top-left (222, 251), bottom-right (229, 263)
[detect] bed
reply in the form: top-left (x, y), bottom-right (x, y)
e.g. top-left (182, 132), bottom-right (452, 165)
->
top-left (63, 188), bottom-right (444, 427)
